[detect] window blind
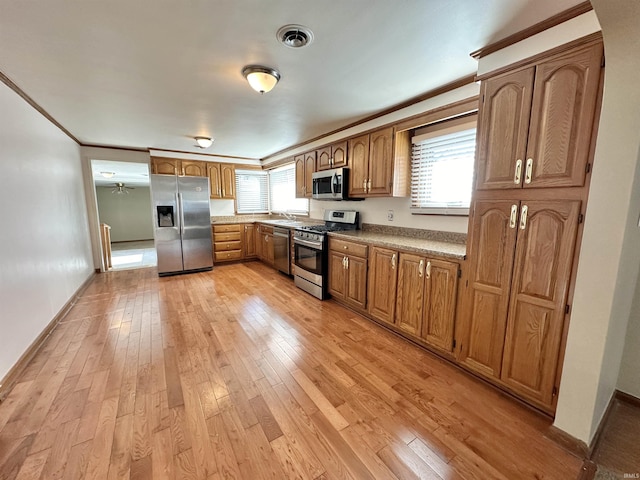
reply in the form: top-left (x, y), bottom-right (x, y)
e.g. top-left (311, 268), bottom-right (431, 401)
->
top-left (268, 164), bottom-right (309, 214)
top-left (411, 125), bottom-right (476, 214)
top-left (235, 170), bottom-right (269, 213)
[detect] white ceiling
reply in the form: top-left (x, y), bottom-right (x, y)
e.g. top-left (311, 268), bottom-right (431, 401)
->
top-left (0, 0), bottom-right (583, 160)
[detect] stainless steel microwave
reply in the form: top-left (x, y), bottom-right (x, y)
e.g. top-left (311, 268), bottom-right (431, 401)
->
top-left (312, 167), bottom-right (349, 200)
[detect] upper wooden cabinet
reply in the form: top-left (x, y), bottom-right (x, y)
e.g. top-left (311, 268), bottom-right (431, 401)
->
top-left (181, 160), bottom-right (207, 177)
top-left (208, 163), bottom-right (235, 199)
top-left (150, 157), bottom-right (180, 175)
top-left (475, 41), bottom-right (603, 190)
top-left (316, 141), bottom-right (348, 171)
top-left (459, 198), bottom-right (581, 409)
top-left (295, 151), bottom-right (316, 198)
top-left (348, 127), bottom-right (410, 198)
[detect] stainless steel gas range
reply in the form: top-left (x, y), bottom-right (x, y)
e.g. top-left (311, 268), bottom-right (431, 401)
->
top-left (293, 210), bottom-right (359, 299)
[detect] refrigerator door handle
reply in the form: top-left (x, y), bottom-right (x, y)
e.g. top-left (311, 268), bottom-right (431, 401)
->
top-left (177, 193), bottom-right (185, 235)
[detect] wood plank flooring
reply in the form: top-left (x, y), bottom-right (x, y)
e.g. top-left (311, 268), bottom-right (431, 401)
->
top-left (0, 262), bottom-right (584, 479)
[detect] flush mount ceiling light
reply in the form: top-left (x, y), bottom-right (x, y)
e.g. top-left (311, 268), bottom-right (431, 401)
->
top-left (241, 65), bottom-right (281, 94)
top-left (100, 171), bottom-right (116, 179)
top-left (277, 24), bottom-right (314, 48)
top-left (194, 136), bottom-right (213, 149)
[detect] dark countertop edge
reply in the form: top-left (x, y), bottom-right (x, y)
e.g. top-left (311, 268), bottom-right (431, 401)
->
top-left (327, 230), bottom-right (467, 261)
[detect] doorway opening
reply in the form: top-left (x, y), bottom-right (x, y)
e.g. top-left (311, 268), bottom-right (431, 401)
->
top-left (91, 159), bottom-right (157, 271)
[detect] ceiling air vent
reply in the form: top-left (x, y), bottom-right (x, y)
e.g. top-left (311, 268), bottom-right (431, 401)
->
top-left (277, 24), bottom-right (314, 48)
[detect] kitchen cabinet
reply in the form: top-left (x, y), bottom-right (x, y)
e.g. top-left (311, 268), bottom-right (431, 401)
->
top-left (181, 160), bottom-right (207, 177)
top-left (257, 225), bottom-right (275, 266)
top-left (295, 151), bottom-right (316, 198)
top-left (208, 163), bottom-right (235, 199)
top-left (367, 247), bottom-right (398, 325)
top-left (316, 141), bottom-right (348, 171)
top-left (328, 238), bottom-right (368, 310)
top-left (460, 198), bottom-right (581, 407)
top-left (394, 253), bottom-right (458, 353)
top-left (243, 224), bottom-right (256, 258)
top-left (212, 224), bottom-right (243, 263)
top-left (151, 157), bottom-right (180, 175)
top-left (348, 127), bottom-right (410, 198)
top-left (475, 41), bottom-right (603, 191)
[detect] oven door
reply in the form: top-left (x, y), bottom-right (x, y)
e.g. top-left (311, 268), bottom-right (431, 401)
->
top-left (294, 239), bottom-right (324, 276)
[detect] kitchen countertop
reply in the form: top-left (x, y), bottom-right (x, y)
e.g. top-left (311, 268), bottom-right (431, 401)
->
top-left (210, 216), bottom-right (321, 228)
top-left (328, 230), bottom-right (467, 260)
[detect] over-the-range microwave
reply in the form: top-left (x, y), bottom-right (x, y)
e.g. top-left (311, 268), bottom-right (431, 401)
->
top-left (312, 167), bottom-right (352, 201)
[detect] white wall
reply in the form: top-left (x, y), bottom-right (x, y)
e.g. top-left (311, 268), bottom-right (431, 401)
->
top-left (310, 197), bottom-right (468, 233)
top-left (618, 266), bottom-right (640, 397)
top-left (96, 186), bottom-right (153, 242)
top-left (0, 82), bottom-right (93, 381)
top-left (553, 1), bottom-right (640, 444)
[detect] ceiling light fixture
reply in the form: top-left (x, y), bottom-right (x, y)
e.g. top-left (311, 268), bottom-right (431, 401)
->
top-left (100, 171), bottom-right (116, 179)
top-left (194, 136), bottom-right (213, 149)
top-left (241, 65), bottom-right (281, 94)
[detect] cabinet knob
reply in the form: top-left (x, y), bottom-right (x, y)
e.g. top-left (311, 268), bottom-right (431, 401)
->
top-left (344, 246), bottom-right (348, 250)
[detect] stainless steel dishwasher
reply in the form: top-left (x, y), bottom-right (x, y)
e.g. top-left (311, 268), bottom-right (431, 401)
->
top-left (273, 227), bottom-right (291, 275)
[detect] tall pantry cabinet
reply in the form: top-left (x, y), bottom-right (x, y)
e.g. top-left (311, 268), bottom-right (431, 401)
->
top-left (458, 37), bottom-right (604, 413)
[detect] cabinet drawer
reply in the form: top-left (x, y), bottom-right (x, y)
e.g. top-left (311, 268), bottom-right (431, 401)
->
top-left (214, 250), bottom-right (243, 262)
top-left (214, 232), bottom-right (241, 242)
top-left (213, 224), bottom-right (242, 233)
top-left (329, 238), bottom-right (368, 258)
top-left (215, 241), bottom-right (242, 252)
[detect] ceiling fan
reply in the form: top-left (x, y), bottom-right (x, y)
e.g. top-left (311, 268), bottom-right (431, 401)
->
top-left (111, 182), bottom-right (135, 194)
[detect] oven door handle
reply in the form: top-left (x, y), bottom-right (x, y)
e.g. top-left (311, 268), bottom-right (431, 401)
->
top-left (294, 237), bottom-right (324, 249)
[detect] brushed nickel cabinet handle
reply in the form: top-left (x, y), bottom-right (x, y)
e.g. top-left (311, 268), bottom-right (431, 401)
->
top-left (418, 259), bottom-right (424, 278)
top-left (426, 261), bottom-right (432, 279)
top-left (525, 158), bottom-right (533, 184)
top-left (345, 257), bottom-right (349, 269)
top-left (367, 179), bottom-right (371, 192)
top-left (391, 253), bottom-right (396, 269)
top-left (363, 180), bottom-right (367, 191)
top-left (514, 159), bottom-right (523, 185)
top-left (510, 204), bottom-right (518, 229)
top-left (520, 205), bottom-right (528, 230)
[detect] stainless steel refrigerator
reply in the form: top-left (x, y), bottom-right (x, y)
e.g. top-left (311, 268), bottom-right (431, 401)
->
top-left (150, 174), bottom-right (213, 276)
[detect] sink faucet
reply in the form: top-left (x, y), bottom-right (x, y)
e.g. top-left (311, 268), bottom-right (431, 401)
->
top-left (280, 212), bottom-right (296, 221)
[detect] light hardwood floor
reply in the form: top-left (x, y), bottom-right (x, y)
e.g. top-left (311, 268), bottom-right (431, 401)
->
top-left (0, 262), bottom-right (584, 479)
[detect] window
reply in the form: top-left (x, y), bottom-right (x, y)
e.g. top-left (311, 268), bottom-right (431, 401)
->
top-left (234, 164), bottom-right (309, 215)
top-left (268, 164), bottom-right (309, 214)
top-left (411, 116), bottom-right (477, 215)
top-left (235, 170), bottom-right (268, 214)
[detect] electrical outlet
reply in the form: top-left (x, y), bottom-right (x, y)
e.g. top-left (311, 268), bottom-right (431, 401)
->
top-left (387, 210), bottom-right (394, 221)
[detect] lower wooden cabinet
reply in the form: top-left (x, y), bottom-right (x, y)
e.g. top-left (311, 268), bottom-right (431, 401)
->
top-left (459, 198), bottom-right (581, 409)
top-left (367, 247), bottom-right (398, 325)
top-left (212, 223), bottom-right (257, 263)
top-left (328, 239), bottom-right (368, 310)
top-left (395, 253), bottom-right (458, 353)
top-left (257, 225), bottom-right (275, 266)
top-left (243, 224), bottom-right (256, 258)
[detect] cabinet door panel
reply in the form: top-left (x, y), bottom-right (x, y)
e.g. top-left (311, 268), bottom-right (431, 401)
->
top-left (244, 224), bottom-right (256, 258)
top-left (304, 152), bottom-right (316, 198)
top-left (328, 251), bottom-right (347, 300)
top-left (220, 164), bottom-right (235, 199)
top-left (368, 127), bottom-right (394, 196)
top-left (346, 256), bottom-right (367, 310)
top-left (208, 163), bottom-right (222, 199)
top-left (422, 259), bottom-right (458, 352)
top-left (476, 68), bottom-right (534, 190)
top-left (294, 155), bottom-right (305, 198)
top-left (348, 134), bottom-right (369, 197)
top-left (265, 234), bottom-right (275, 265)
top-left (181, 160), bottom-right (206, 177)
top-left (368, 247), bottom-right (398, 325)
top-left (395, 253), bottom-right (425, 337)
top-left (317, 146), bottom-right (332, 171)
top-left (332, 141), bottom-right (348, 168)
top-left (526, 44), bottom-right (602, 188)
top-left (152, 158), bottom-right (180, 175)
top-left (459, 200), bottom-right (518, 378)
top-left (501, 200), bottom-right (580, 405)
